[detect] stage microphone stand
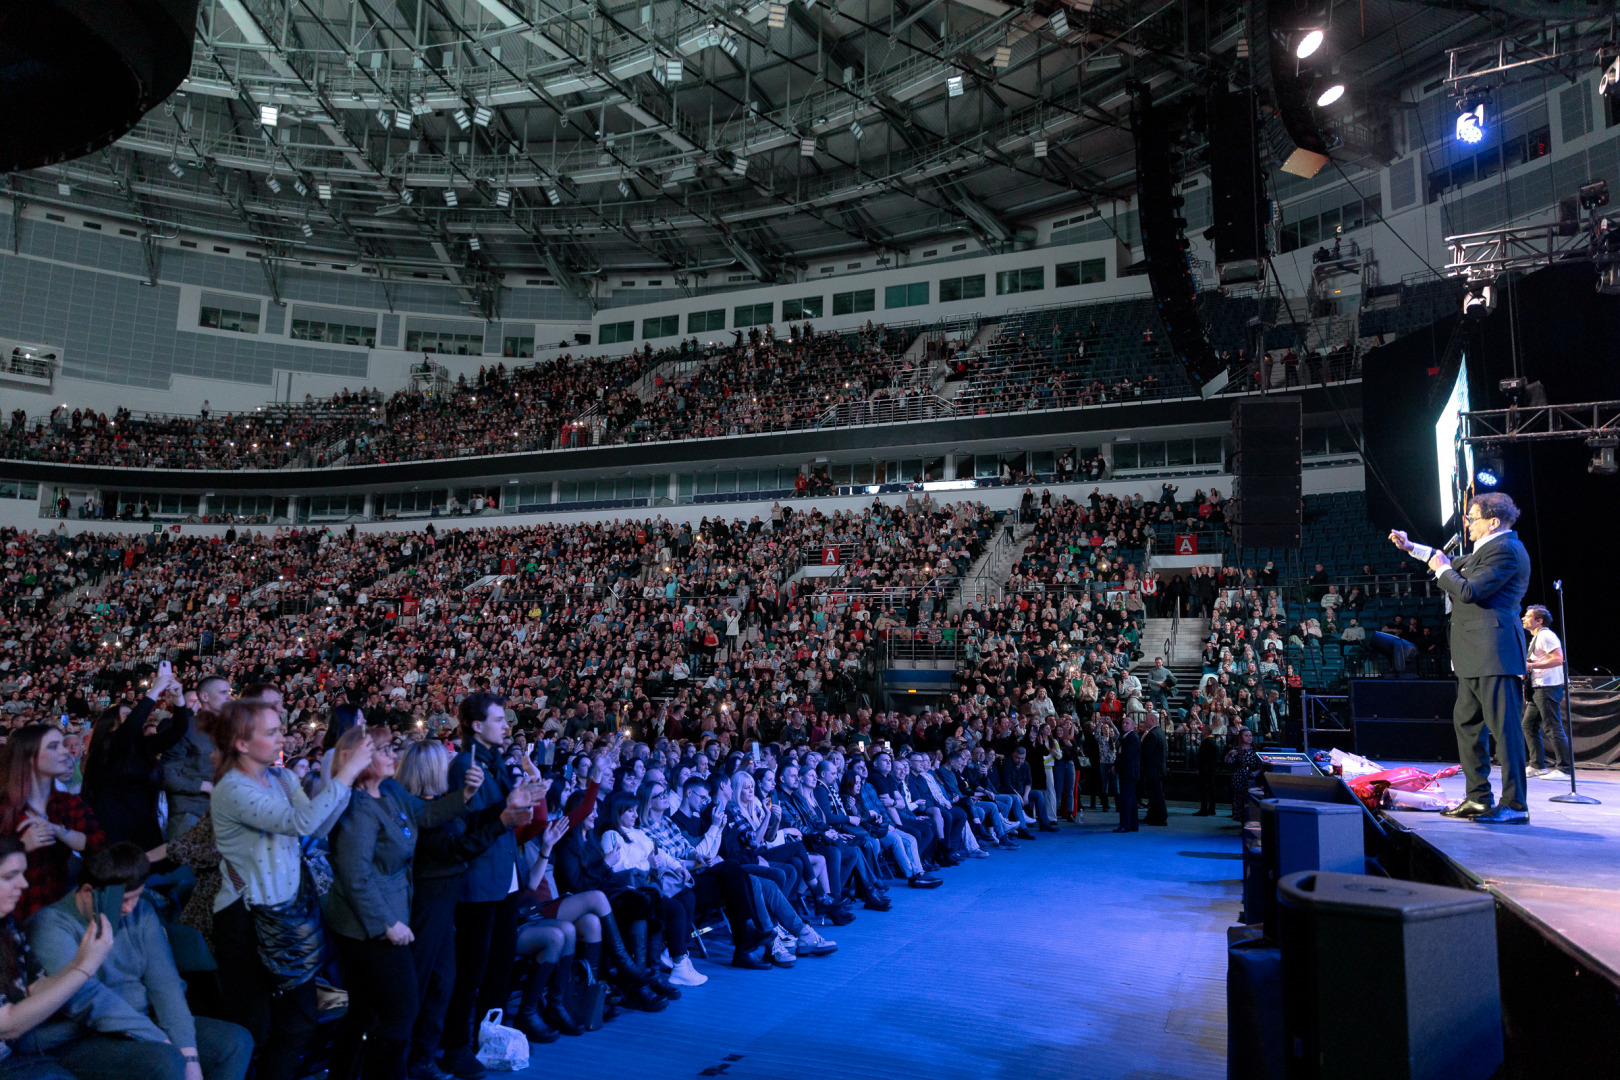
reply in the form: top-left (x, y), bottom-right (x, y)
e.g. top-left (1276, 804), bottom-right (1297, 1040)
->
top-left (1548, 579), bottom-right (1599, 806)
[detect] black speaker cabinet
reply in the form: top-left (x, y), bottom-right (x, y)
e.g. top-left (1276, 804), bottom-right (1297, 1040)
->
top-left (1352, 719), bottom-right (1458, 762)
top-left (1278, 871), bottom-right (1502, 1080)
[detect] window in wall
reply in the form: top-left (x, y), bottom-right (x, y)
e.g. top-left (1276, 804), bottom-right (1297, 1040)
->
top-left (995, 267), bottom-right (1045, 295)
top-left (938, 275), bottom-right (985, 302)
top-left (598, 321), bottom-right (635, 344)
top-left (503, 336), bottom-right (535, 358)
top-left (200, 305), bottom-right (260, 334)
top-left (832, 289), bottom-right (876, 315)
top-left (688, 309), bottom-right (726, 333)
top-left (1055, 259), bottom-right (1107, 287)
top-left (641, 314), bottom-right (680, 339)
top-left (734, 302), bottom-right (773, 327)
top-left (884, 282), bottom-right (929, 309)
top-left (782, 295), bottom-right (824, 320)
top-left (292, 318), bottom-right (376, 347)
top-left (405, 330), bottom-right (483, 354)
top-left (1423, 124), bottom-right (1550, 204)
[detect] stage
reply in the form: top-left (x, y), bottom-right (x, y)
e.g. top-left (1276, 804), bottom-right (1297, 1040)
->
top-left (1377, 765), bottom-right (1620, 978)
top-left (1374, 764), bottom-right (1620, 1074)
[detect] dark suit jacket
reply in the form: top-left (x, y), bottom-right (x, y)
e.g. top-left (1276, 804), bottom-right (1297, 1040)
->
top-left (448, 741), bottom-right (516, 903)
top-left (1140, 727), bottom-right (1168, 780)
top-left (1115, 730), bottom-right (1141, 783)
top-left (1435, 531), bottom-right (1530, 679)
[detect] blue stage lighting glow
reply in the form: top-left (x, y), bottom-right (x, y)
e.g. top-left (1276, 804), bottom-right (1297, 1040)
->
top-left (1456, 104), bottom-right (1485, 145)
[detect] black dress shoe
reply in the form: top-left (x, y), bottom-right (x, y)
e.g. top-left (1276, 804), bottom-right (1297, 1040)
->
top-left (1441, 799), bottom-right (1492, 819)
top-left (1472, 804), bottom-right (1529, 824)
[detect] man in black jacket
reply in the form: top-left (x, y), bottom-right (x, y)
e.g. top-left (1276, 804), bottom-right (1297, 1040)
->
top-left (1113, 723), bottom-right (1141, 832)
top-left (1194, 722), bottom-right (1221, 815)
top-left (1392, 492), bottom-right (1532, 824)
top-left (1140, 712), bottom-right (1169, 826)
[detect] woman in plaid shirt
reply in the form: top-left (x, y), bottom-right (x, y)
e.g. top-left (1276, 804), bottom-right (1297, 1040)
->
top-left (0, 725), bottom-right (105, 922)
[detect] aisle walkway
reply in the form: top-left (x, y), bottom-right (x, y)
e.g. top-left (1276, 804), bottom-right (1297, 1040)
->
top-left (525, 809), bottom-right (1239, 1080)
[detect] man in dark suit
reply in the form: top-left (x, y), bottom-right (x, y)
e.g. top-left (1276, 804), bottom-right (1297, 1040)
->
top-left (1113, 720), bottom-right (1141, 832)
top-left (1140, 712), bottom-right (1169, 825)
top-left (1391, 492), bottom-right (1532, 824)
top-left (1194, 722), bottom-right (1221, 815)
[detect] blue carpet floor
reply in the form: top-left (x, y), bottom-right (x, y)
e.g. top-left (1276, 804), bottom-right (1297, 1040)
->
top-left (518, 807), bottom-right (1238, 1079)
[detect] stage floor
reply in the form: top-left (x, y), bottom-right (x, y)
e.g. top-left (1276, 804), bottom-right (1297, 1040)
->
top-left (519, 809), bottom-right (1241, 1080)
top-left (1380, 765), bottom-right (1620, 981)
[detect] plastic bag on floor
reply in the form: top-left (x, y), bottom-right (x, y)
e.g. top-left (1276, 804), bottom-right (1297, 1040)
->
top-left (476, 1009), bottom-right (529, 1071)
top-left (1328, 748), bottom-right (1386, 779)
top-left (1383, 787), bottom-right (1454, 811)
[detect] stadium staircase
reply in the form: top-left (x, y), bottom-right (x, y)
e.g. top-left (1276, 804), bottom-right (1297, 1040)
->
top-left (950, 516), bottom-right (1034, 614)
top-left (1136, 613), bottom-right (1210, 714)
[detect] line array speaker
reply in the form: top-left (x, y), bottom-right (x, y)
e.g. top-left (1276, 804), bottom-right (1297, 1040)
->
top-left (1232, 397), bottom-right (1302, 549)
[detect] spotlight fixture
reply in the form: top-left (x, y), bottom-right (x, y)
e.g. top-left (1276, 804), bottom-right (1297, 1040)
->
top-left (767, 3), bottom-right (787, 29)
top-left (1295, 29), bottom-right (1324, 59)
top-left (411, 100), bottom-right (432, 116)
top-left (1589, 436), bottom-right (1619, 475)
top-left (1048, 9), bottom-right (1069, 38)
top-left (300, 222), bottom-right (314, 237)
top-left (167, 160), bottom-right (184, 178)
top-left (1474, 450), bottom-right (1503, 488)
top-left (1315, 83), bottom-right (1345, 107)
top-left (444, 188), bottom-right (458, 207)
top-left (469, 235), bottom-right (482, 251)
top-left (993, 45), bottom-right (1011, 69)
top-left (495, 188), bottom-right (512, 207)
top-left (473, 105), bottom-right (493, 127)
top-left (1579, 179), bottom-right (1609, 209)
top-left (57, 182), bottom-right (72, 196)
top-left (317, 182), bottom-right (332, 201)
top-left (718, 34), bottom-right (739, 58)
top-left (453, 109), bottom-right (471, 130)
top-left (618, 179), bottom-right (632, 197)
top-left (1461, 282), bottom-right (1495, 319)
top-left (266, 176), bottom-right (281, 193)
top-left (259, 104), bottom-right (279, 126)
top-left (947, 74), bottom-right (964, 97)
top-left (849, 119), bottom-right (863, 141)
top-left (1603, 56), bottom-right (1620, 100)
top-left (294, 179), bottom-right (307, 196)
top-left (800, 136), bottom-right (816, 157)
top-left (376, 109), bottom-right (390, 127)
top-left (399, 187), bottom-right (413, 204)
top-left (394, 110), bottom-right (413, 130)
top-left (1033, 138), bottom-right (1048, 158)
top-left (661, 59), bottom-right (683, 84)
top-left (1455, 99), bottom-right (1486, 145)
top-left (732, 155), bottom-right (749, 177)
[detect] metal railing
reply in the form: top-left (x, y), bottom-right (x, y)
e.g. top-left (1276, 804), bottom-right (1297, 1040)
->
top-left (813, 394), bottom-right (955, 428)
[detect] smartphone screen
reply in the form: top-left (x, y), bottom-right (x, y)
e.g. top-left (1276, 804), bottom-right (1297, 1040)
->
top-left (93, 884), bottom-right (125, 926)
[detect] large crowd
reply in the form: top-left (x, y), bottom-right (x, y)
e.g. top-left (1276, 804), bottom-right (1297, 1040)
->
top-left (0, 475), bottom-right (1452, 1080)
top-left (1, 298), bottom-right (1337, 477)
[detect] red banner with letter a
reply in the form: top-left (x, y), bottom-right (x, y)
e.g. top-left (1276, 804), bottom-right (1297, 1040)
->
top-left (821, 546), bottom-right (840, 565)
top-left (1174, 535), bottom-right (1198, 555)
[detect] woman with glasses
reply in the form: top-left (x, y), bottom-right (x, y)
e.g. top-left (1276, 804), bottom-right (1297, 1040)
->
top-left (325, 726), bottom-right (482, 1080)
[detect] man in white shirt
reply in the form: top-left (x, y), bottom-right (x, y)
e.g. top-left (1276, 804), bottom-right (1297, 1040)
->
top-left (1520, 604), bottom-right (1571, 780)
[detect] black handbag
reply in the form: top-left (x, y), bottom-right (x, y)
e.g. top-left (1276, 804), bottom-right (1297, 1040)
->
top-left (224, 860), bottom-right (330, 994)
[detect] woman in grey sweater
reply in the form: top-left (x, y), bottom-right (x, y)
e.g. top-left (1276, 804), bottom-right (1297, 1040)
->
top-left (324, 727), bottom-right (481, 1080)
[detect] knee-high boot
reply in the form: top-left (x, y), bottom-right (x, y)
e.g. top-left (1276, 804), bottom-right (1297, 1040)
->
top-left (511, 962), bottom-right (562, 1044)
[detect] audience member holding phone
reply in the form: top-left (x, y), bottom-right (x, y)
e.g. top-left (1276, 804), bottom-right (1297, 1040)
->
top-left (25, 842), bottom-right (254, 1080)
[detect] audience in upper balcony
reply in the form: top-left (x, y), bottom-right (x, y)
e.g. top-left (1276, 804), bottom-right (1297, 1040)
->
top-left (7, 297), bottom-right (1361, 475)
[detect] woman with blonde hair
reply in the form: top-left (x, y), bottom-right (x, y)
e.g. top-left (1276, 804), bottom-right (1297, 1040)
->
top-left (202, 700), bottom-right (372, 1080)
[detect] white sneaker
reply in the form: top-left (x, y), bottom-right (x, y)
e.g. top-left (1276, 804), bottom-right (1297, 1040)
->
top-left (1526, 767), bottom-right (1547, 778)
top-left (1537, 769), bottom-right (1570, 781)
top-left (657, 948), bottom-right (674, 971)
top-left (668, 955), bottom-right (707, 986)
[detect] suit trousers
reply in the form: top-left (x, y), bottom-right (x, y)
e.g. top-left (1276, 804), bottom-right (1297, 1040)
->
top-left (1142, 773), bottom-right (1167, 825)
top-left (1455, 674), bottom-right (1527, 809)
top-left (442, 893), bottom-right (520, 1053)
top-left (1521, 684), bottom-right (1571, 771)
top-left (1117, 779), bottom-right (1139, 830)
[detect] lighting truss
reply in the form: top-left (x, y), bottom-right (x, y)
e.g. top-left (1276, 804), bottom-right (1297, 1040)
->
top-left (1461, 400), bottom-right (1620, 446)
